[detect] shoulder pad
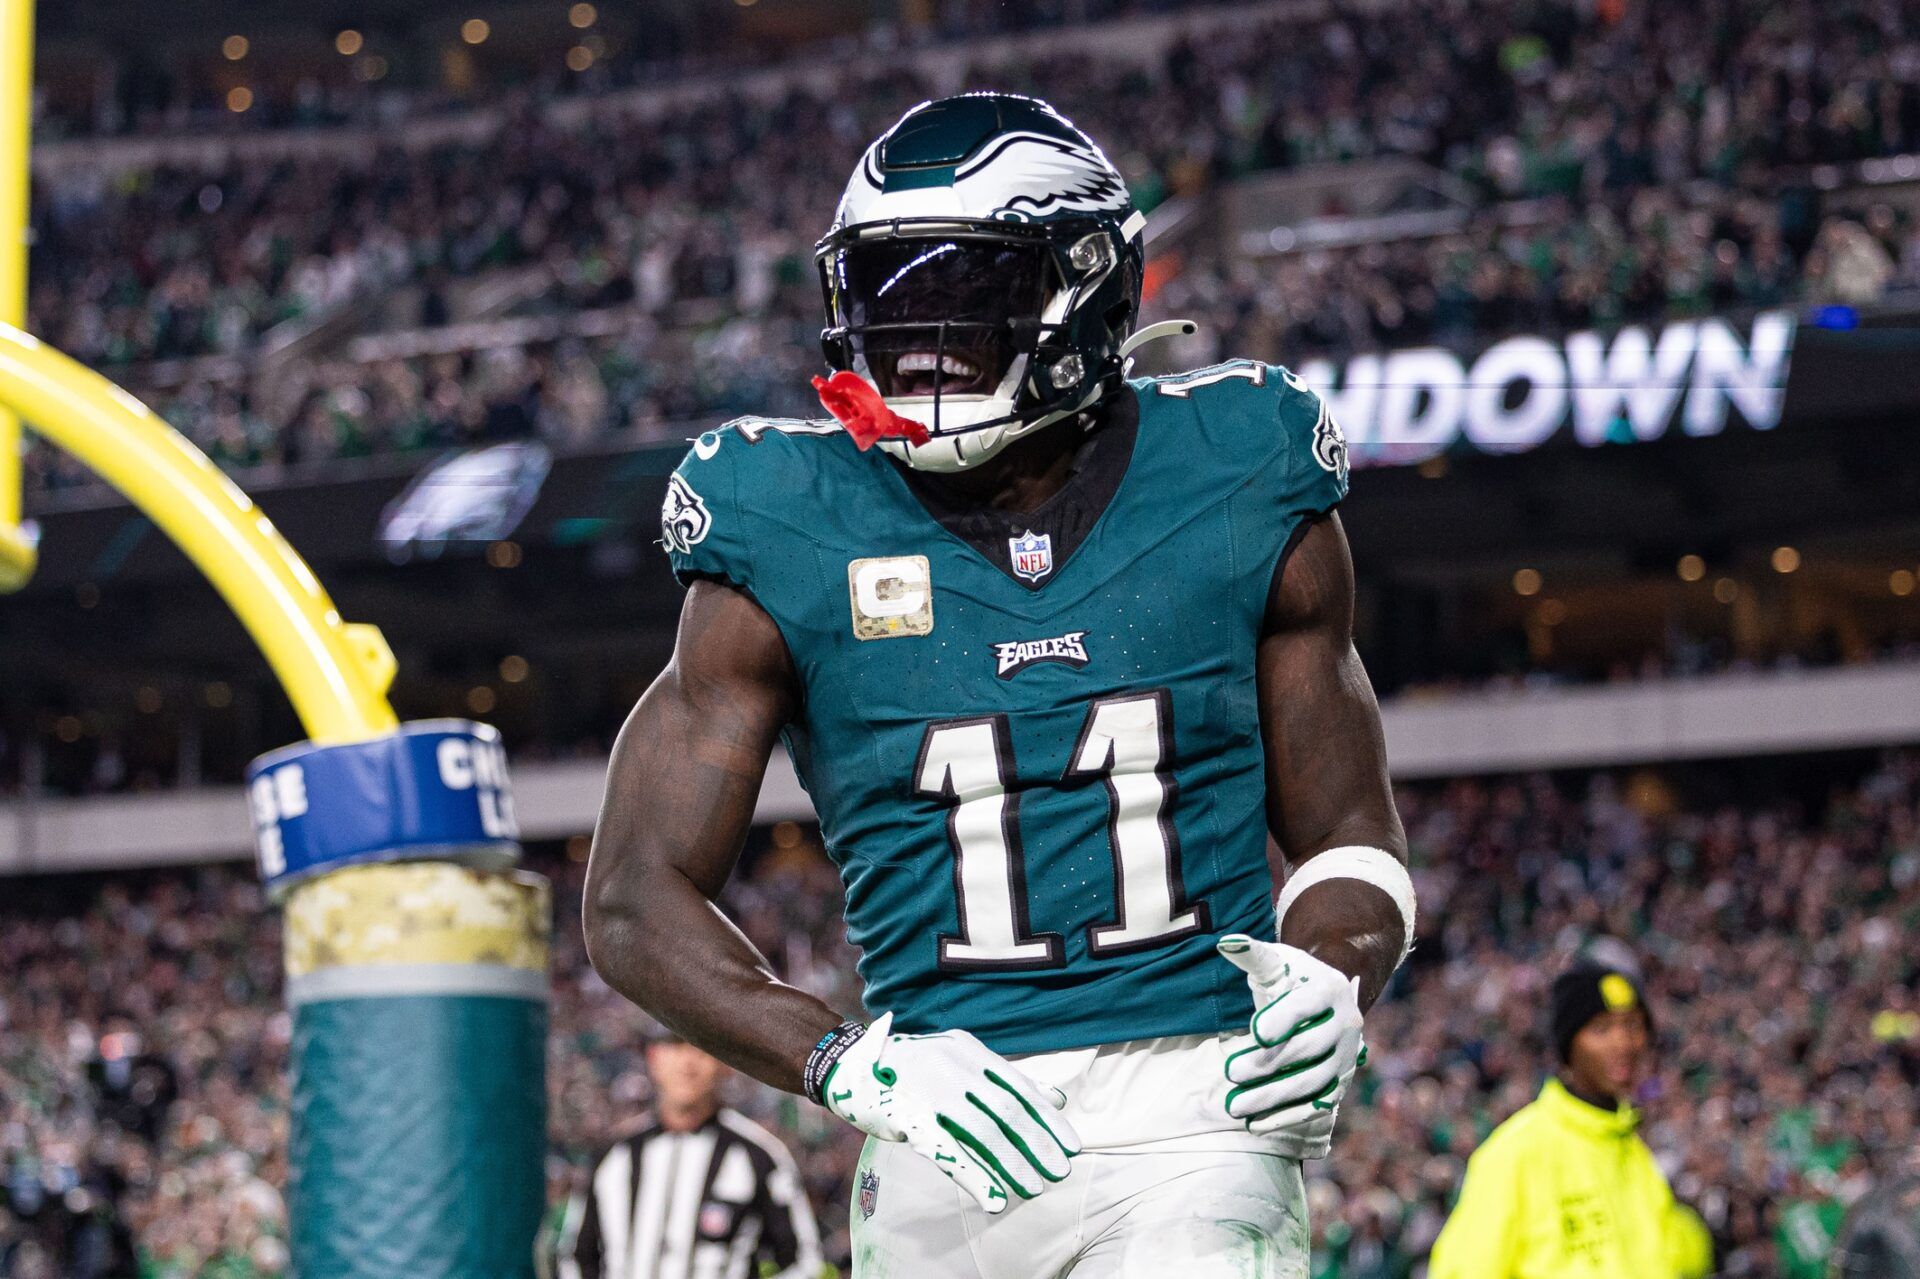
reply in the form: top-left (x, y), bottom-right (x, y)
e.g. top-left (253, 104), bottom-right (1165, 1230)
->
top-left (712, 415), bottom-right (844, 448)
top-left (660, 416), bottom-right (848, 588)
top-left (1135, 361), bottom-right (1348, 516)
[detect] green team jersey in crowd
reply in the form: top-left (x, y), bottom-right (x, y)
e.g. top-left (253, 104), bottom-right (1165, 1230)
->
top-left (663, 361), bottom-right (1349, 1056)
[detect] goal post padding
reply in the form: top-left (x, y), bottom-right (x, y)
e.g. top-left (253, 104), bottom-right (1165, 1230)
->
top-left (284, 862), bottom-right (549, 1278)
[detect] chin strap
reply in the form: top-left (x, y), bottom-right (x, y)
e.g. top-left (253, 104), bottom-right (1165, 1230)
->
top-left (1119, 319), bottom-right (1199, 375)
top-left (812, 372), bottom-right (932, 450)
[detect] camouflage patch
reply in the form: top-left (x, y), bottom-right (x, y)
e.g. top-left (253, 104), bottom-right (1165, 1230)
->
top-left (284, 862), bottom-right (550, 977)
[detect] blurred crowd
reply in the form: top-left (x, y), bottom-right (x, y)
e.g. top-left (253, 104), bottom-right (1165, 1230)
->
top-left (0, 876), bottom-right (289, 1278)
top-left (1164, 190), bottom-right (1920, 366)
top-left (37, 1), bottom-right (1213, 142)
top-left (5, 751), bottom-right (1918, 1276)
top-left (24, 0), bottom-right (1920, 489)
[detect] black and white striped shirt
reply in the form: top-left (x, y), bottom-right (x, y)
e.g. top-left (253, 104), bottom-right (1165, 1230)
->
top-left (557, 1109), bottom-right (822, 1279)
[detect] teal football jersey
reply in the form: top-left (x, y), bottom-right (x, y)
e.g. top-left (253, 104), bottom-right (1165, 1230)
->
top-left (662, 361), bottom-right (1349, 1056)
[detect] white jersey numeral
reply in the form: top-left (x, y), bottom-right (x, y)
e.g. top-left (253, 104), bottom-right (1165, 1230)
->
top-left (916, 691), bottom-right (1207, 972)
top-left (1067, 691), bottom-right (1209, 955)
top-left (915, 717), bottom-right (1065, 970)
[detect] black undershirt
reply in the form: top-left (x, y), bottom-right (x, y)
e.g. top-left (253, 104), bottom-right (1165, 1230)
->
top-left (892, 388), bottom-right (1140, 591)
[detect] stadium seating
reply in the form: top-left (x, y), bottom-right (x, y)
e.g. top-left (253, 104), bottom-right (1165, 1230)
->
top-left (23, 0), bottom-right (1920, 490)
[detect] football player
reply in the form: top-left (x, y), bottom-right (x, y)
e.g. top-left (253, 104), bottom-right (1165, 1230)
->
top-left (586, 93), bottom-right (1414, 1278)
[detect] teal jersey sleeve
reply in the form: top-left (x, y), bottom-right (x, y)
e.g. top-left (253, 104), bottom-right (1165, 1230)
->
top-left (1269, 363), bottom-right (1350, 519)
top-left (660, 427), bottom-right (755, 590)
top-left (1132, 358), bottom-right (1348, 526)
top-left (660, 416), bottom-right (851, 589)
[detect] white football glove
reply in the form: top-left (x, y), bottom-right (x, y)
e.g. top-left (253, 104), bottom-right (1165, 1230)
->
top-left (1218, 934), bottom-right (1366, 1159)
top-left (822, 1012), bottom-right (1081, 1214)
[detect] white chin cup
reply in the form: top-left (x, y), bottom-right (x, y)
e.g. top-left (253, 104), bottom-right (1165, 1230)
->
top-left (879, 396), bottom-right (1013, 472)
top-left (877, 388), bottom-right (1099, 472)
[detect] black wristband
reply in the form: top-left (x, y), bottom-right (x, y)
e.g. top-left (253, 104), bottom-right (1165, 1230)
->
top-left (803, 1020), bottom-right (868, 1105)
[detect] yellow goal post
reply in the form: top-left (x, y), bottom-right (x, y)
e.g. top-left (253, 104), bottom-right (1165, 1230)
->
top-left (0, 0), bottom-right (33, 591)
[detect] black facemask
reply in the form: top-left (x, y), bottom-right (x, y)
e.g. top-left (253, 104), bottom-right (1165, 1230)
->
top-left (832, 239), bottom-right (1050, 399)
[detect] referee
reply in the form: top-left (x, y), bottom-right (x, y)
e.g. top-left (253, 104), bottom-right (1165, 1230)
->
top-left (557, 1033), bottom-right (822, 1279)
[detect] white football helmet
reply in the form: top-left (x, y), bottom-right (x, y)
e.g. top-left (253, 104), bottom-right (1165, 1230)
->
top-left (816, 93), bottom-right (1147, 472)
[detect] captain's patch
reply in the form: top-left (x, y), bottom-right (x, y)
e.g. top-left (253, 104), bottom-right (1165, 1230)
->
top-left (993, 630), bottom-right (1090, 679)
top-left (848, 556), bottom-right (934, 640)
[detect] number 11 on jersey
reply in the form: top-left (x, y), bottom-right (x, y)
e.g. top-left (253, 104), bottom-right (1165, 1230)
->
top-left (914, 690), bottom-right (1211, 972)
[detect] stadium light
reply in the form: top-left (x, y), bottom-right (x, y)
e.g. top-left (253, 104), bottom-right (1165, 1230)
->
top-left (1772, 546), bottom-right (1801, 574)
top-left (226, 86), bottom-right (253, 112)
top-left (461, 17), bottom-right (490, 44)
top-left (335, 28), bottom-right (363, 55)
top-left (565, 43), bottom-right (594, 70)
top-left (1892, 569), bottom-right (1916, 597)
top-left (223, 34), bottom-right (249, 60)
top-left (1513, 568), bottom-right (1543, 597)
top-left (1677, 554), bottom-right (1706, 582)
top-left (569, 2), bottom-right (597, 28)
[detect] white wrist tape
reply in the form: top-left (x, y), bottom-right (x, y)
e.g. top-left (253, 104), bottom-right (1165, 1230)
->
top-left (1276, 845), bottom-right (1416, 964)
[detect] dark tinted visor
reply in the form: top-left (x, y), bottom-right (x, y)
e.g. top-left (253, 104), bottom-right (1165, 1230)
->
top-left (838, 240), bottom-right (1048, 332)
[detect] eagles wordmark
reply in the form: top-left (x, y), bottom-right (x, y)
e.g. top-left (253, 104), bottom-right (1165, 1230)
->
top-left (993, 630), bottom-right (1091, 678)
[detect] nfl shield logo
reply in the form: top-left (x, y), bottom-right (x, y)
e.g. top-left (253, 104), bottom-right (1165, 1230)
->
top-left (1008, 530), bottom-right (1054, 582)
top-left (858, 1170), bottom-right (880, 1220)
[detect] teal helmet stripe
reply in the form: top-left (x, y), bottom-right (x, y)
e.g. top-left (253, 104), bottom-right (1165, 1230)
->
top-left (882, 165), bottom-right (962, 194)
top-left (881, 93), bottom-right (1088, 169)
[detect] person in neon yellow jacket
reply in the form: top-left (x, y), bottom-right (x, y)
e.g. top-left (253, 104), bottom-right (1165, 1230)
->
top-left (1428, 962), bottom-right (1713, 1279)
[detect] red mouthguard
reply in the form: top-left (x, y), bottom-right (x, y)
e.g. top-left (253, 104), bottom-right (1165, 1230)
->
top-left (812, 371), bottom-right (933, 450)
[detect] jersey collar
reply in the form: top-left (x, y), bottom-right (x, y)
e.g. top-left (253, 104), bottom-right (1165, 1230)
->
top-left (889, 388), bottom-right (1140, 592)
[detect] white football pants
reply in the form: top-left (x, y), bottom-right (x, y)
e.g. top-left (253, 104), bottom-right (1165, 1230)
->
top-left (848, 1136), bottom-right (1308, 1279)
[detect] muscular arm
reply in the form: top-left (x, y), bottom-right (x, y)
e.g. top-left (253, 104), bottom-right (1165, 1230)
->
top-left (583, 579), bottom-right (843, 1094)
top-left (1258, 514), bottom-right (1408, 1010)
